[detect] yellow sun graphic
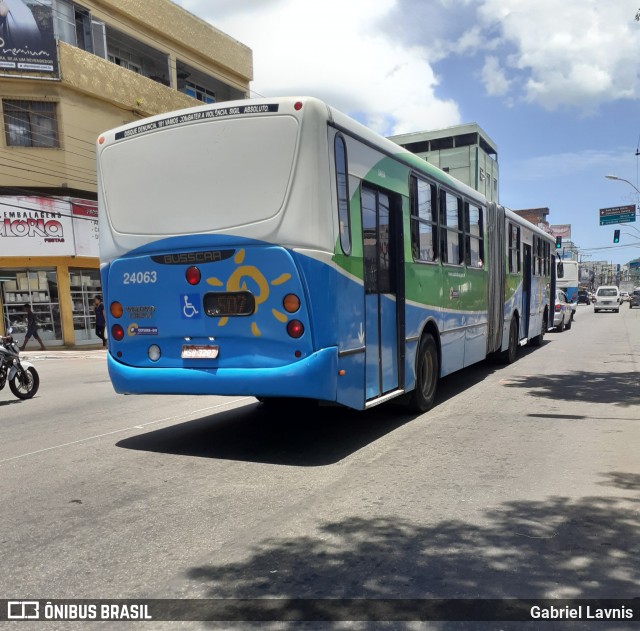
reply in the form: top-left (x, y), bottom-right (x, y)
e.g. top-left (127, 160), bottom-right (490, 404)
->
top-left (206, 249), bottom-right (292, 336)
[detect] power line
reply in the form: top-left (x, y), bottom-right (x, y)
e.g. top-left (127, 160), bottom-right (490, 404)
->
top-left (0, 150), bottom-right (97, 181)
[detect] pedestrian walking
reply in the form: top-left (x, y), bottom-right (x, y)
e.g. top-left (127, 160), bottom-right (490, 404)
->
top-left (94, 295), bottom-right (107, 347)
top-left (20, 303), bottom-right (46, 351)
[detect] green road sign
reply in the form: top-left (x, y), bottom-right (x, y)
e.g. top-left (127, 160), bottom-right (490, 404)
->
top-left (599, 204), bottom-right (637, 225)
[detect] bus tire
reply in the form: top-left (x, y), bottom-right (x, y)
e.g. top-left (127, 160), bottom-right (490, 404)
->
top-left (406, 333), bottom-right (439, 413)
top-left (529, 309), bottom-right (547, 347)
top-left (502, 317), bottom-right (518, 364)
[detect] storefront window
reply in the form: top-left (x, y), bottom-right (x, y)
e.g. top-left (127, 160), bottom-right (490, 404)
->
top-left (70, 268), bottom-right (103, 345)
top-left (0, 269), bottom-right (62, 344)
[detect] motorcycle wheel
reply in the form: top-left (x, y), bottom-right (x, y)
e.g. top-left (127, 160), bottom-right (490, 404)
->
top-left (9, 366), bottom-right (40, 400)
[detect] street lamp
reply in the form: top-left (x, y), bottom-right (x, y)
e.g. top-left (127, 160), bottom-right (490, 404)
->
top-left (605, 175), bottom-right (640, 237)
top-left (605, 174), bottom-right (640, 196)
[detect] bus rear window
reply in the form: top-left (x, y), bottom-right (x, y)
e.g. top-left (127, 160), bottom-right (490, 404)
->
top-left (100, 116), bottom-right (299, 235)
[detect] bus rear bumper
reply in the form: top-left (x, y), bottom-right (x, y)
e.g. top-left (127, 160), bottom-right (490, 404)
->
top-left (107, 347), bottom-right (338, 400)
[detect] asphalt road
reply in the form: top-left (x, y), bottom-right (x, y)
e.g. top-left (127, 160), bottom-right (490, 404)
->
top-left (1, 303), bottom-right (639, 630)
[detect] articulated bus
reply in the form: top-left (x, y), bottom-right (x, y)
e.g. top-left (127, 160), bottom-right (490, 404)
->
top-left (97, 97), bottom-right (555, 412)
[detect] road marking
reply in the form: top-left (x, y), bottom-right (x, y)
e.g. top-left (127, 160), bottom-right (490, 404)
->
top-left (0, 398), bottom-right (254, 465)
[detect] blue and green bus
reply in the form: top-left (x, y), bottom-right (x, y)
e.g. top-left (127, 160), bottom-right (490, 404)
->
top-left (97, 96), bottom-right (555, 412)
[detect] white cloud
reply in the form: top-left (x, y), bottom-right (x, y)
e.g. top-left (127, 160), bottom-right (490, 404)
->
top-left (481, 55), bottom-right (510, 96)
top-left (174, 0), bottom-right (461, 135)
top-left (476, 0), bottom-right (640, 110)
top-left (173, 0), bottom-right (640, 129)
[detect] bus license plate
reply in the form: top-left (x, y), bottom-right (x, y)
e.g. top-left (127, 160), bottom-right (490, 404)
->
top-left (181, 345), bottom-right (219, 359)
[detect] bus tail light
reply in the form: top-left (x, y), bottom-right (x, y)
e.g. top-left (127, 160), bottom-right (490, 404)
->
top-left (186, 266), bottom-right (201, 285)
top-left (110, 301), bottom-right (123, 318)
top-left (283, 293), bottom-right (300, 313)
top-left (287, 320), bottom-right (304, 338)
top-left (111, 324), bottom-right (125, 341)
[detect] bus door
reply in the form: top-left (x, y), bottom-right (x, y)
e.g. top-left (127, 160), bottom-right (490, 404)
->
top-left (522, 243), bottom-right (532, 338)
top-left (361, 185), bottom-right (404, 402)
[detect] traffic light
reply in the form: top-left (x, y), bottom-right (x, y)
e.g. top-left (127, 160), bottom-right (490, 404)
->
top-left (613, 229), bottom-right (620, 243)
top-left (555, 236), bottom-right (562, 249)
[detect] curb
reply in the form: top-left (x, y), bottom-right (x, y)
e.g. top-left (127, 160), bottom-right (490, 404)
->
top-left (20, 349), bottom-right (108, 360)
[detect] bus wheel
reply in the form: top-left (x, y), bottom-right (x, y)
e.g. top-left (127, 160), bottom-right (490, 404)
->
top-left (502, 317), bottom-right (518, 364)
top-left (407, 333), bottom-right (439, 413)
top-left (529, 311), bottom-right (546, 347)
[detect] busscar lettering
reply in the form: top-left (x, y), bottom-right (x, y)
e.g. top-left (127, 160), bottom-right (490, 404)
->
top-left (151, 250), bottom-right (234, 265)
top-left (163, 251), bottom-right (223, 264)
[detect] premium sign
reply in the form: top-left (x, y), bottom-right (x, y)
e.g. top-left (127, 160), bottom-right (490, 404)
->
top-left (0, 0), bottom-right (58, 76)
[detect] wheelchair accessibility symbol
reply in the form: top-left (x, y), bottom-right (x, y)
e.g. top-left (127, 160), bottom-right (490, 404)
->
top-left (180, 294), bottom-right (201, 319)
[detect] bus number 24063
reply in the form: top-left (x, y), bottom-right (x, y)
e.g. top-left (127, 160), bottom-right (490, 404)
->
top-left (123, 271), bottom-right (157, 284)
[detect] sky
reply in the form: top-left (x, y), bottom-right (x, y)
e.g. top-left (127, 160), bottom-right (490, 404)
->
top-left (175, 0), bottom-right (640, 265)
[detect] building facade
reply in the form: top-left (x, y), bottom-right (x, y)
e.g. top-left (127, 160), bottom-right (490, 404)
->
top-left (0, 0), bottom-right (252, 345)
top-left (388, 123), bottom-right (499, 202)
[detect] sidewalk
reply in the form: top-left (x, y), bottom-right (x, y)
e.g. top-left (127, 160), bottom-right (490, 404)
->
top-left (20, 346), bottom-right (108, 360)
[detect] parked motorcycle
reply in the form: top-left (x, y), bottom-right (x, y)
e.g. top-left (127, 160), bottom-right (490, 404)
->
top-left (0, 328), bottom-right (39, 400)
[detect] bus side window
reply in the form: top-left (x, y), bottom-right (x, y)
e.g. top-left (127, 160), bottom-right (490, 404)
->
top-left (410, 176), bottom-right (437, 262)
top-left (466, 203), bottom-right (483, 267)
top-left (442, 190), bottom-right (463, 265)
top-left (334, 134), bottom-right (351, 255)
top-left (509, 223), bottom-right (521, 273)
top-left (545, 242), bottom-right (550, 276)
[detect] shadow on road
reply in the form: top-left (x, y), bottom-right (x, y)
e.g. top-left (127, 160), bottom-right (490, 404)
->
top-left (117, 400), bottom-right (424, 466)
top-left (116, 357), bottom-right (504, 466)
top-left (501, 371), bottom-right (640, 409)
top-left (0, 398), bottom-right (23, 407)
top-left (179, 474), bottom-right (640, 629)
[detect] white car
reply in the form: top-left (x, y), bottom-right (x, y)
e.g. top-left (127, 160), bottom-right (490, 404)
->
top-left (620, 291), bottom-right (630, 302)
top-left (593, 286), bottom-right (620, 313)
top-left (553, 289), bottom-right (572, 332)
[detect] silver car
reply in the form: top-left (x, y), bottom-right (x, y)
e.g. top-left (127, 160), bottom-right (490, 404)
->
top-left (553, 289), bottom-right (572, 332)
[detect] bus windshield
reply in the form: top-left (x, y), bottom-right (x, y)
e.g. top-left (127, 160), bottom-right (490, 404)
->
top-left (99, 115), bottom-right (299, 235)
